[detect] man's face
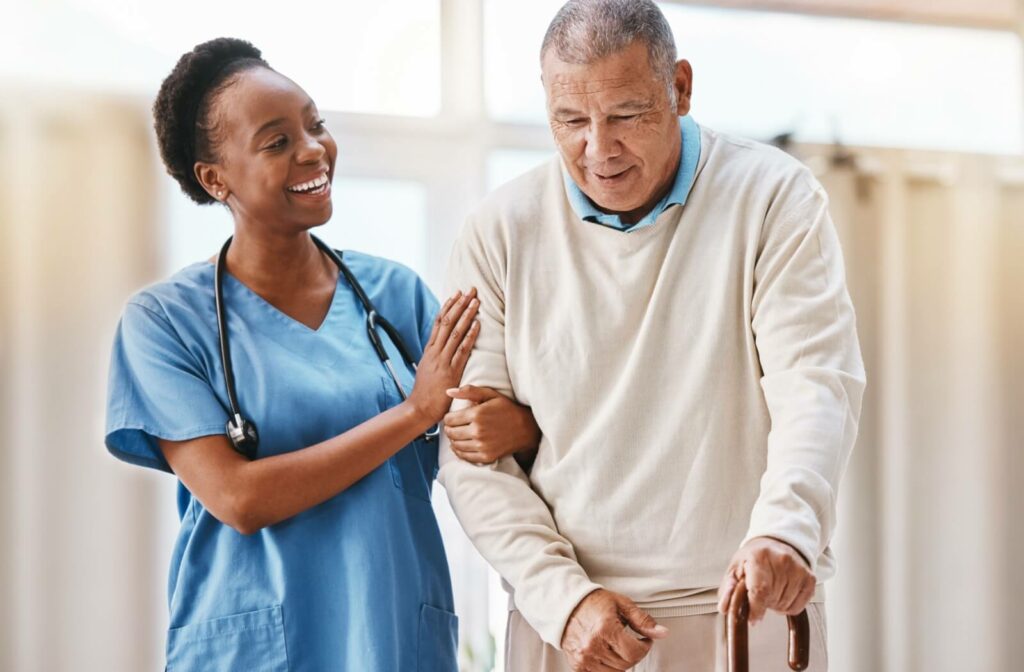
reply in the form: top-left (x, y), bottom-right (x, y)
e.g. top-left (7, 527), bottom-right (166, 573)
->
top-left (543, 41), bottom-right (691, 222)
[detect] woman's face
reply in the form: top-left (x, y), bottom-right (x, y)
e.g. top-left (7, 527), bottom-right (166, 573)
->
top-left (196, 67), bottom-right (338, 232)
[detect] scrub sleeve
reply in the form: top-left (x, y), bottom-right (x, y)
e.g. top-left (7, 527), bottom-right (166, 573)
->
top-left (106, 300), bottom-right (227, 472)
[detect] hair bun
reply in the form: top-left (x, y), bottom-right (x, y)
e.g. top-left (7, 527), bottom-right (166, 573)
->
top-left (153, 38), bottom-right (269, 204)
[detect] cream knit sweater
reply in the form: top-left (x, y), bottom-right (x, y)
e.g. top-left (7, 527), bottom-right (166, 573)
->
top-left (439, 123), bottom-right (866, 648)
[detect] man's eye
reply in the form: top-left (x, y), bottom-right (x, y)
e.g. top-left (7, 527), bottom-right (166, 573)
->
top-left (613, 114), bottom-right (638, 122)
top-left (312, 118), bottom-right (327, 131)
top-left (565, 118), bottom-right (587, 127)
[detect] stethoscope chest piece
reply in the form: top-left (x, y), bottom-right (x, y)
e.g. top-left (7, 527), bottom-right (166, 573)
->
top-left (226, 413), bottom-right (259, 460)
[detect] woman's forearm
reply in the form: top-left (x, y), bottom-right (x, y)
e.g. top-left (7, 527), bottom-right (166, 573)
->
top-left (232, 401), bottom-right (434, 532)
top-left (163, 400), bottom-right (435, 534)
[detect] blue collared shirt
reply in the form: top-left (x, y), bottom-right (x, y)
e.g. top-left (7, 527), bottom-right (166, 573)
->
top-left (562, 115), bottom-right (701, 232)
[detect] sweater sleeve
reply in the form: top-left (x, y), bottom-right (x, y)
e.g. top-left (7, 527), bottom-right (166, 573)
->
top-left (742, 171), bottom-right (867, 574)
top-left (437, 216), bottom-right (602, 648)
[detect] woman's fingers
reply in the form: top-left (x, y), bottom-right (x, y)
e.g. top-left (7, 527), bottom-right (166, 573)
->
top-left (444, 423), bottom-right (476, 442)
top-left (427, 293), bottom-right (459, 347)
top-left (449, 320), bottom-right (479, 376)
top-left (443, 406), bottom-right (474, 428)
top-left (450, 441), bottom-right (497, 464)
top-left (433, 289), bottom-right (476, 351)
top-left (442, 298), bottom-right (479, 362)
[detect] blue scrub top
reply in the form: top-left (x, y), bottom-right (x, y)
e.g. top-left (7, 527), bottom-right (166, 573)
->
top-left (105, 250), bottom-right (457, 672)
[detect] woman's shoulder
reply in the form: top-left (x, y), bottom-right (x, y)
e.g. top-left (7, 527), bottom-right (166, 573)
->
top-left (123, 261), bottom-right (215, 324)
top-left (337, 250), bottom-right (428, 298)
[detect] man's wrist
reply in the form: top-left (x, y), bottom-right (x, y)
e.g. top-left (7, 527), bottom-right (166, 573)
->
top-left (749, 535), bottom-right (813, 568)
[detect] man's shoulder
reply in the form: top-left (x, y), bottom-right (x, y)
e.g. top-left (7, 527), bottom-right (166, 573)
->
top-left (698, 126), bottom-right (830, 239)
top-left (699, 125), bottom-right (820, 196)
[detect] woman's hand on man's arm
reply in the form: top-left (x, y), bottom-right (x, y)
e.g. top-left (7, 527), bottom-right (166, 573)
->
top-left (159, 289), bottom-right (481, 535)
top-left (442, 385), bottom-right (541, 467)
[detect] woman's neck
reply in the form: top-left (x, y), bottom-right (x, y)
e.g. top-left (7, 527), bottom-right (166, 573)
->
top-left (220, 227), bottom-right (336, 296)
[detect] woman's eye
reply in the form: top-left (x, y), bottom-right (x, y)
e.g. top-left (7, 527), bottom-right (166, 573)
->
top-left (312, 118), bottom-right (327, 131)
top-left (265, 137), bottom-right (287, 150)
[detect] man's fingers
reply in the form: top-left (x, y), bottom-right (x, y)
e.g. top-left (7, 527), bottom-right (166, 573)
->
top-left (618, 601), bottom-right (667, 640)
top-left (591, 641), bottom-right (633, 670)
top-left (607, 626), bottom-right (653, 665)
top-left (717, 564), bottom-right (741, 613)
top-left (783, 577), bottom-right (816, 615)
top-left (777, 569), bottom-right (804, 614)
top-left (584, 661), bottom-right (621, 672)
top-left (445, 384), bottom-right (500, 404)
top-left (744, 559), bottom-right (774, 624)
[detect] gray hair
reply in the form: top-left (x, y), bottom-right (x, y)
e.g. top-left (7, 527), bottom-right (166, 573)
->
top-left (541, 0), bottom-right (678, 89)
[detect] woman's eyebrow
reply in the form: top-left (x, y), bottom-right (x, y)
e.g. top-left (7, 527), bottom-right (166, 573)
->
top-left (251, 101), bottom-right (316, 139)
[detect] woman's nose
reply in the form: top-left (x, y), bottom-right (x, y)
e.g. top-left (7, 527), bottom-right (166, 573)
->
top-left (295, 133), bottom-right (326, 163)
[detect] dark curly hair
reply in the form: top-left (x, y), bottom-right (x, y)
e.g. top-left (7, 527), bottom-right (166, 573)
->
top-left (153, 38), bottom-right (271, 204)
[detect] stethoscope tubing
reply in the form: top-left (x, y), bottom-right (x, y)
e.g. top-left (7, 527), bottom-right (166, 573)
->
top-left (215, 235), bottom-right (440, 459)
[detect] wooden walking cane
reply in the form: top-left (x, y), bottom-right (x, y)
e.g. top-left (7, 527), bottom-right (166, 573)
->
top-left (726, 578), bottom-right (810, 672)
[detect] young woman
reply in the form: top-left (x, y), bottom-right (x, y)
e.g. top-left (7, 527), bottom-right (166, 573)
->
top-left (105, 38), bottom-right (539, 671)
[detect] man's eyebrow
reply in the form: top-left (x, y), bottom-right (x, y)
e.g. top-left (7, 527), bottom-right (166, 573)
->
top-left (609, 99), bottom-right (654, 113)
top-left (252, 100), bottom-right (316, 139)
top-left (551, 106), bottom-right (585, 118)
top-left (551, 99), bottom-right (654, 118)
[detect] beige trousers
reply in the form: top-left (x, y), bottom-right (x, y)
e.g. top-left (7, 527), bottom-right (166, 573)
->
top-left (505, 604), bottom-right (828, 672)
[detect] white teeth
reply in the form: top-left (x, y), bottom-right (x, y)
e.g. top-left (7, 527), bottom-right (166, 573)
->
top-left (288, 173), bottom-right (328, 193)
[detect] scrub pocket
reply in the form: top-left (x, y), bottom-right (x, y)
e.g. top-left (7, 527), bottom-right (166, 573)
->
top-left (166, 605), bottom-right (289, 672)
top-left (389, 440), bottom-right (433, 502)
top-left (417, 603), bottom-right (459, 672)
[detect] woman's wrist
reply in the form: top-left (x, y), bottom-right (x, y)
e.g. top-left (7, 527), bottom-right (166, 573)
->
top-left (401, 397), bottom-right (437, 433)
top-left (514, 403), bottom-right (542, 452)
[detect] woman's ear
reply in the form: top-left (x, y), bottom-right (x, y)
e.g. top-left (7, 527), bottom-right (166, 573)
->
top-left (195, 162), bottom-right (229, 202)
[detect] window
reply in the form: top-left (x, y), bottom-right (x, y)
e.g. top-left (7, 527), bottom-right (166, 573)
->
top-left (5, 0), bottom-right (442, 117)
top-left (483, 0), bottom-right (1024, 154)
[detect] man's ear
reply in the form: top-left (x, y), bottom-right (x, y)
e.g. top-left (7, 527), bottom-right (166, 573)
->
top-left (194, 162), bottom-right (229, 203)
top-left (674, 59), bottom-right (693, 116)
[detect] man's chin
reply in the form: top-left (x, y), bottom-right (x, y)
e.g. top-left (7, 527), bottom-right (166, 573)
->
top-left (587, 194), bottom-right (644, 216)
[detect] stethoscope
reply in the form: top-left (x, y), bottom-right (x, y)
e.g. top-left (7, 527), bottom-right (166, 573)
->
top-left (215, 234), bottom-right (440, 459)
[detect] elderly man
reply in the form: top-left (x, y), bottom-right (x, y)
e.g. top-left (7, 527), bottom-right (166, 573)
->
top-left (439, 1), bottom-right (865, 670)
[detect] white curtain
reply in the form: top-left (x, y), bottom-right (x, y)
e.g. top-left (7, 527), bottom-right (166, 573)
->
top-left (0, 86), bottom-right (167, 671)
top-left (813, 145), bottom-right (1024, 671)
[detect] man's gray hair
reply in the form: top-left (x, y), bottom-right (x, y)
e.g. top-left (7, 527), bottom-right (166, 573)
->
top-left (541, 0), bottom-right (678, 85)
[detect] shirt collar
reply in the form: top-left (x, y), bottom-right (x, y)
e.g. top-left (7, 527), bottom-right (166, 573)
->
top-left (562, 115), bottom-right (701, 233)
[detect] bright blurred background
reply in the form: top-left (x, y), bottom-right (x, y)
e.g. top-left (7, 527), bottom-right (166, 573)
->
top-left (1, 1), bottom-right (1022, 670)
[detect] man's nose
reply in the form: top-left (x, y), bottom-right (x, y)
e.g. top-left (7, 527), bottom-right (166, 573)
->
top-left (584, 122), bottom-right (621, 164)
